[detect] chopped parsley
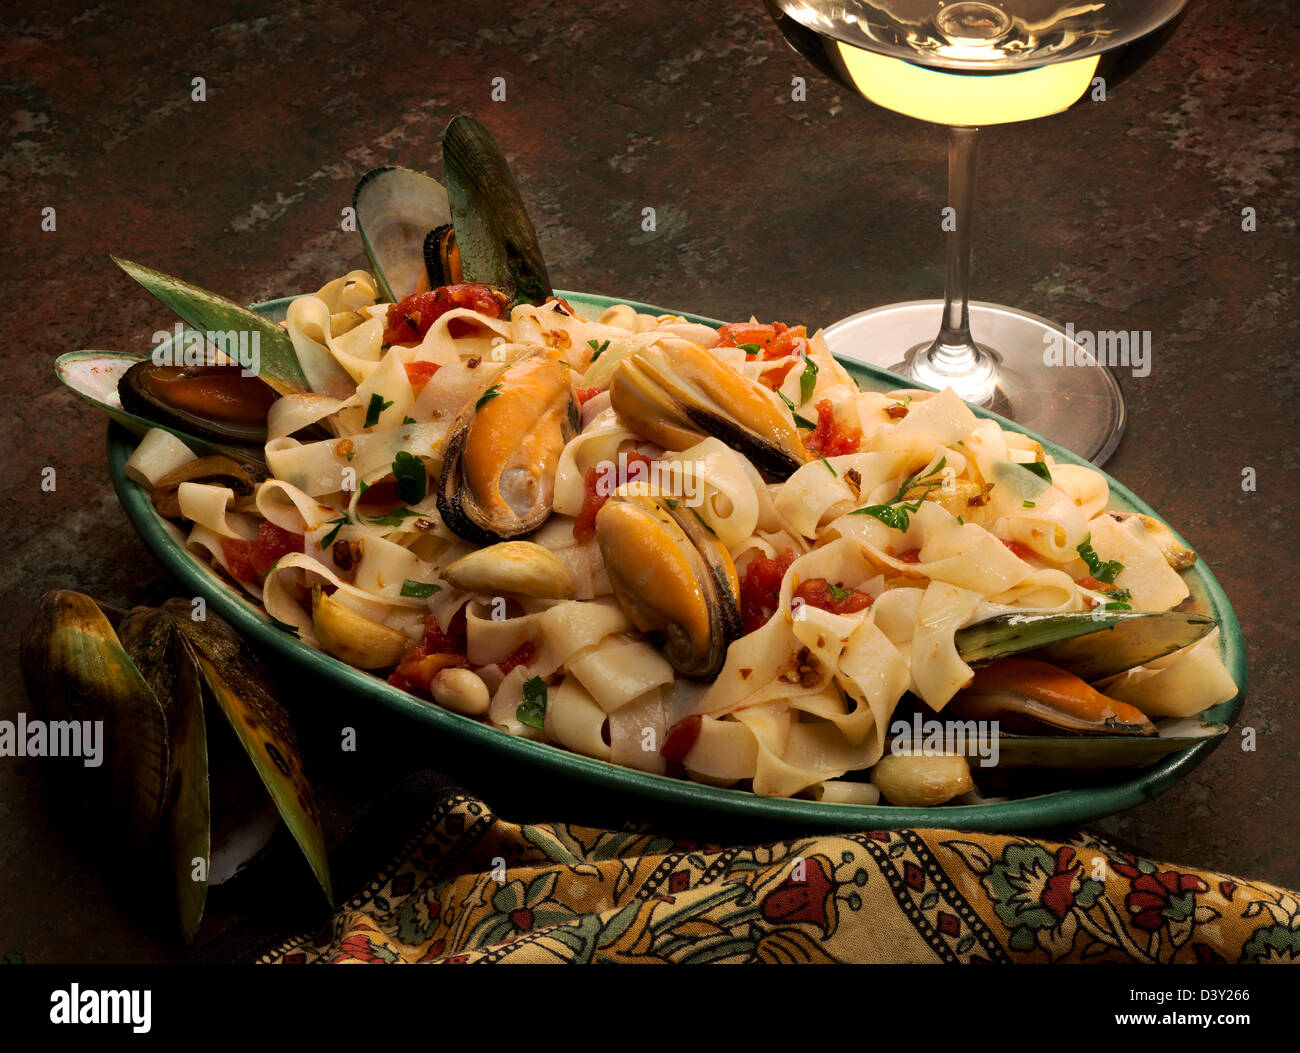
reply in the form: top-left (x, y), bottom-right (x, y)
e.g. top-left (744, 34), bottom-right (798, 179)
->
top-left (737, 343), bottom-right (762, 356)
top-left (267, 614), bottom-right (300, 636)
top-left (475, 383), bottom-right (501, 410)
top-left (517, 676), bottom-right (548, 729)
top-left (587, 338), bottom-right (610, 361)
top-left (1023, 500), bottom-right (1036, 509)
top-left (364, 393), bottom-right (393, 428)
top-left (819, 454), bottom-right (837, 477)
top-left (778, 390), bottom-right (816, 429)
top-left (400, 580), bottom-right (442, 599)
top-left (1022, 460), bottom-right (1053, 484)
top-left (849, 458), bottom-right (947, 531)
top-left (320, 515), bottom-right (349, 548)
top-left (1077, 533), bottom-right (1124, 584)
top-left (369, 507), bottom-right (421, 527)
top-left (894, 395), bottom-right (913, 409)
top-left (827, 583), bottom-right (850, 602)
top-left (799, 356), bottom-right (818, 405)
top-left (402, 415), bottom-right (416, 425)
top-left (391, 450), bottom-right (427, 505)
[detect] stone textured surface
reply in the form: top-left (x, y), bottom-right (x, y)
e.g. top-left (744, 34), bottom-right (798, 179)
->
top-left (1, 0), bottom-right (1295, 961)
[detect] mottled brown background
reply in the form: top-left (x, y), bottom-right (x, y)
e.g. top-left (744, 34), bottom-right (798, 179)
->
top-left (1, 0), bottom-right (1295, 961)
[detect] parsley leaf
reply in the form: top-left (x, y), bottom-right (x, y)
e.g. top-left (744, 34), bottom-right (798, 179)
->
top-left (1078, 534), bottom-right (1124, 584)
top-left (849, 503), bottom-right (912, 530)
top-left (517, 676), bottom-right (548, 729)
top-left (364, 393), bottom-right (393, 428)
top-left (799, 356), bottom-right (819, 404)
top-left (402, 415), bottom-right (417, 425)
top-left (1022, 460), bottom-right (1053, 484)
top-left (400, 580), bottom-right (442, 599)
top-left (320, 515), bottom-right (349, 548)
top-left (737, 342), bottom-right (762, 355)
top-left (848, 458), bottom-right (948, 530)
top-left (369, 507), bottom-right (420, 527)
top-left (778, 390), bottom-right (816, 429)
top-left (391, 450), bottom-right (427, 505)
top-left (267, 614), bottom-right (300, 636)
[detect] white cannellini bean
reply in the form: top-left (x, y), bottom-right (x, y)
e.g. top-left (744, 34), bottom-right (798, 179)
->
top-left (430, 668), bottom-right (491, 716)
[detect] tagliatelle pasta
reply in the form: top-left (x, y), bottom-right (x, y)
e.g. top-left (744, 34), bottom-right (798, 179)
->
top-left (123, 275), bottom-right (1237, 803)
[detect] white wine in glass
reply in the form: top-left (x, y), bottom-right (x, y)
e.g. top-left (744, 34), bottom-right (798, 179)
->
top-left (765, 0), bottom-right (1191, 464)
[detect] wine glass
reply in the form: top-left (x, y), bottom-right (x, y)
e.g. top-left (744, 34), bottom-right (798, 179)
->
top-left (764, 0), bottom-right (1191, 464)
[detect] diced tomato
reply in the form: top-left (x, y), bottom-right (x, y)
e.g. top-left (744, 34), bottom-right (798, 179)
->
top-left (764, 325), bottom-right (809, 361)
top-left (404, 360), bottom-right (441, 392)
top-left (661, 715), bottom-right (702, 764)
top-left (758, 360), bottom-right (798, 391)
top-left (803, 398), bottom-right (862, 457)
top-left (496, 640), bottom-right (536, 675)
top-left (897, 549), bottom-right (922, 565)
top-left (250, 521), bottom-right (304, 577)
top-left (792, 577), bottom-right (873, 616)
top-left (220, 537), bottom-right (258, 584)
top-left (572, 451), bottom-right (657, 543)
top-left (739, 548), bottom-right (797, 634)
top-left (357, 479), bottom-right (400, 511)
top-left (1001, 539), bottom-right (1038, 562)
top-left (575, 386), bottom-right (601, 405)
top-left (388, 609), bottom-right (468, 693)
top-left (714, 322), bottom-right (784, 352)
top-left (382, 283), bottom-right (508, 345)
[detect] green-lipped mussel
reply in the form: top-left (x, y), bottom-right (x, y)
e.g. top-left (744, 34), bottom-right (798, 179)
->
top-left (19, 590), bottom-right (332, 943)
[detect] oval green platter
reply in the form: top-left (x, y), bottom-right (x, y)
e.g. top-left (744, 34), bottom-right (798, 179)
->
top-left (104, 291), bottom-right (1247, 833)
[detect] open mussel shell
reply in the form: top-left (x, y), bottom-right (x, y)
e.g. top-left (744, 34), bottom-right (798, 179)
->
top-left (354, 165), bottom-right (453, 303)
top-left (610, 341), bottom-right (809, 480)
top-left (442, 114), bottom-right (553, 305)
top-left (119, 359), bottom-right (274, 445)
top-left (162, 597), bottom-right (333, 906)
top-left (436, 349), bottom-right (579, 543)
top-left (56, 351), bottom-right (268, 469)
top-left (116, 605), bottom-right (211, 941)
top-left (18, 590), bottom-right (332, 942)
top-left (955, 609), bottom-right (1215, 682)
top-left (112, 255), bottom-right (307, 395)
top-left (595, 492), bottom-right (742, 679)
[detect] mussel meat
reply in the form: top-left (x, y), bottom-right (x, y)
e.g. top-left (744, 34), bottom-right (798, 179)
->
top-left (609, 341), bottom-right (809, 480)
top-left (119, 361), bottom-right (276, 445)
top-left (436, 349), bottom-right (579, 543)
top-left (946, 657), bottom-right (1157, 736)
top-left (594, 492), bottom-right (742, 679)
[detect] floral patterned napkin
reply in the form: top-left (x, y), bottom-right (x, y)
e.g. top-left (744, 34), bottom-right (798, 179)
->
top-left (260, 788), bottom-right (1299, 964)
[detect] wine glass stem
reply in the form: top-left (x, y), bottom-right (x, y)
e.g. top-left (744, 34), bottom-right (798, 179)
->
top-left (910, 125), bottom-right (999, 402)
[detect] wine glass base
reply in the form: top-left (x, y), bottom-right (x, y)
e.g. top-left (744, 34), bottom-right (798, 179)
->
top-left (823, 300), bottom-right (1126, 465)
